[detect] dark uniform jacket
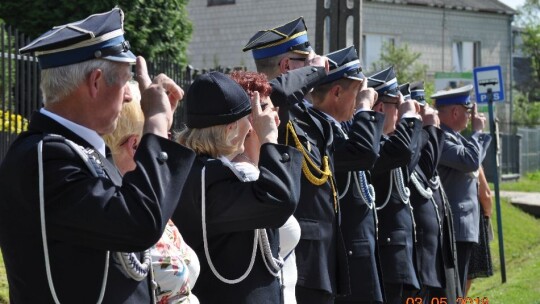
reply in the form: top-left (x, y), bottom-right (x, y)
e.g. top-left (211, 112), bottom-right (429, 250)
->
top-left (270, 66), bottom-right (350, 296)
top-left (329, 112), bottom-right (386, 303)
top-left (172, 144), bottom-right (302, 304)
top-left (410, 126), bottom-right (446, 288)
top-left (371, 117), bottom-right (422, 288)
top-left (0, 112), bottom-right (195, 303)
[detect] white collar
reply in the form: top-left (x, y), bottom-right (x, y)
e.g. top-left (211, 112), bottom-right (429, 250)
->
top-left (40, 108), bottom-right (106, 155)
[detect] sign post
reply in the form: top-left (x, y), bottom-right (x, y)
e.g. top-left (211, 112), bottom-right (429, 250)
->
top-left (473, 65), bottom-right (506, 283)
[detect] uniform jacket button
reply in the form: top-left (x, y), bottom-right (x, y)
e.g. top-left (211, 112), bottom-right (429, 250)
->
top-left (348, 251), bottom-right (353, 256)
top-left (311, 67), bottom-right (318, 72)
top-left (408, 121), bottom-right (415, 127)
top-left (387, 237), bottom-right (391, 243)
top-left (281, 153), bottom-right (290, 162)
top-left (158, 151), bottom-right (168, 162)
top-left (370, 115), bottom-right (375, 121)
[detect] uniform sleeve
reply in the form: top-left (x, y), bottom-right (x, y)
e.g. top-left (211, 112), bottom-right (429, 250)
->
top-left (204, 144), bottom-right (303, 234)
top-left (372, 117), bottom-right (422, 173)
top-left (333, 111), bottom-right (384, 172)
top-left (38, 134), bottom-right (195, 252)
top-left (417, 126), bottom-right (445, 179)
top-left (438, 131), bottom-right (488, 173)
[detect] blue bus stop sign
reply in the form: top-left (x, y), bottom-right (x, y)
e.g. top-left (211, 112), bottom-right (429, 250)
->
top-left (473, 65), bottom-right (505, 103)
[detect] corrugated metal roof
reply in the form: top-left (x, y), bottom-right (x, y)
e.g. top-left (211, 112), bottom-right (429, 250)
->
top-left (369, 0), bottom-right (516, 15)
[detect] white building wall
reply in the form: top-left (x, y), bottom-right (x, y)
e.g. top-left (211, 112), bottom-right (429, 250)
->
top-left (186, 0), bottom-right (317, 71)
top-left (186, 0), bottom-right (512, 84)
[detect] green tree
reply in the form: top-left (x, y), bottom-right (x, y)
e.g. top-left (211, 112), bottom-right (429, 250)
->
top-left (370, 41), bottom-right (428, 85)
top-left (0, 0), bottom-right (192, 65)
top-left (515, 0), bottom-right (540, 102)
top-left (512, 91), bottom-right (540, 127)
top-left (369, 41), bottom-right (434, 103)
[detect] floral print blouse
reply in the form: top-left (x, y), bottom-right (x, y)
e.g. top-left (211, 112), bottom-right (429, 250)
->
top-left (151, 220), bottom-right (200, 304)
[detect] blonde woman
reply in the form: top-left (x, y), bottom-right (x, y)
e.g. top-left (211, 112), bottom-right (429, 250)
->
top-left (103, 82), bottom-right (200, 304)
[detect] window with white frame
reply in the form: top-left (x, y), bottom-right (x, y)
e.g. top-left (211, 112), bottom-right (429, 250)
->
top-left (452, 41), bottom-right (481, 72)
top-left (362, 34), bottom-right (395, 71)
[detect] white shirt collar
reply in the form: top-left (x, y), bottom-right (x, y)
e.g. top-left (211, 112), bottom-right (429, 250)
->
top-left (40, 108), bottom-right (106, 155)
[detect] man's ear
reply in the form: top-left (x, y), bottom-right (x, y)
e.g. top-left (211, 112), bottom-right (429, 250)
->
top-left (87, 69), bottom-right (103, 99)
top-left (278, 57), bottom-right (290, 73)
top-left (373, 101), bottom-right (383, 113)
top-left (331, 85), bottom-right (341, 99)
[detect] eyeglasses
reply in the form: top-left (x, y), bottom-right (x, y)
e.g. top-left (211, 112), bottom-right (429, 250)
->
top-left (461, 105), bottom-right (473, 114)
top-left (286, 57), bottom-right (316, 66)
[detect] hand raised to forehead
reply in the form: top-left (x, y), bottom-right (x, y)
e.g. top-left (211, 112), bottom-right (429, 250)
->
top-left (421, 104), bottom-right (439, 127)
top-left (356, 78), bottom-right (378, 110)
top-left (136, 56), bottom-right (181, 137)
top-left (250, 92), bottom-right (278, 145)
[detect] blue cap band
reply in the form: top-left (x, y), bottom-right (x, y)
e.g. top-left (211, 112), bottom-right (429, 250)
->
top-left (320, 66), bottom-right (364, 85)
top-left (252, 34), bottom-right (309, 60)
top-left (38, 35), bottom-right (126, 69)
top-left (434, 95), bottom-right (471, 106)
top-left (376, 82), bottom-right (398, 95)
top-left (411, 91), bottom-right (425, 100)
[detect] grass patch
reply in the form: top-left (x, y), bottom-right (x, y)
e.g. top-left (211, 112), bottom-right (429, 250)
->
top-left (494, 170), bottom-right (540, 192)
top-left (0, 251), bottom-right (7, 303)
top-left (468, 197), bottom-right (540, 303)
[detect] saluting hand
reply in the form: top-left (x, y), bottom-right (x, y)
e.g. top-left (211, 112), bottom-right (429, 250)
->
top-left (250, 92), bottom-right (279, 145)
top-left (356, 78), bottom-right (377, 110)
top-left (136, 56), bottom-right (184, 138)
top-left (421, 104), bottom-right (440, 127)
top-left (471, 103), bottom-right (486, 132)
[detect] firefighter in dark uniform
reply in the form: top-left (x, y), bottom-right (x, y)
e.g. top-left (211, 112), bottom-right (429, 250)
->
top-left (307, 46), bottom-right (386, 304)
top-left (402, 81), bottom-right (451, 302)
top-left (0, 8), bottom-right (196, 303)
top-left (172, 72), bottom-right (303, 304)
top-left (243, 18), bottom-right (350, 303)
top-left (368, 67), bottom-right (423, 304)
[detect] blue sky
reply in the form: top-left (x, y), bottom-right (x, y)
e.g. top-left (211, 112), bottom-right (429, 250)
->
top-left (499, 0), bottom-right (526, 9)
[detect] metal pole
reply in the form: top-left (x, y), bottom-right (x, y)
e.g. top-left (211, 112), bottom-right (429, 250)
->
top-left (487, 88), bottom-right (507, 283)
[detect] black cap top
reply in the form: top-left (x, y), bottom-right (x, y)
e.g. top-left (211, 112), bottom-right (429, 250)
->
top-left (19, 8), bottom-right (135, 69)
top-left (243, 17), bottom-right (312, 60)
top-left (319, 46), bottom-right (365, 85)
top-left (186, 72), bottom-right (252, 128)
top-left (399, 83), bottom-right (411, 100)
top-left (367, 66), bottom-right (399, 97)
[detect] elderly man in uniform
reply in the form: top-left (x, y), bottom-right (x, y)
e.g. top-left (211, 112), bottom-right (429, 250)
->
top-left (0, 8), bottom-right (195, 303)
top-left (367, 66), bottom-right (423, 304)
top-left (434, 85), bottom-right (491, 295)
top-left (244, 19), bottom-right (370, 304)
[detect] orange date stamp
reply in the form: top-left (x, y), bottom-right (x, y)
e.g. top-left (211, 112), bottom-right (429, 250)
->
top-left (405, 297), bottom-right (489, 304)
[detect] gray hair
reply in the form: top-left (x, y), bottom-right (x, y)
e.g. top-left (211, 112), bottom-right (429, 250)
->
top-left (254, 53), bottom-right (289, 79)
top-left (40, 59), bottom-right (127, 105)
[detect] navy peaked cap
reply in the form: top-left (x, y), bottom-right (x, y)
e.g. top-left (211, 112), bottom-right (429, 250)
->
top-left (367, 66), bottom-right (399, 97)
top-left (432, 84), bottom-right (474, 108)
top-left (320, 46), bottom-right (364, 85)
top-left (19, 8), bottom-right (135, 69)
top-left (399, 83), bottom-right (411, 100)
top-left (409, 81), bottom-right (426, 105)
top-left (243, 17), bottom-right (312, 60)
top-left (186, 72), bottom-right (252, 128)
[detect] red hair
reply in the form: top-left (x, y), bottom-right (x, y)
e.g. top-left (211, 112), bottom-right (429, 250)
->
top-left (230, 71), bottom-right (272, 97)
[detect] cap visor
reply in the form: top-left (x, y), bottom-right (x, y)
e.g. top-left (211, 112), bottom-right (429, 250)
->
top-left (103, 50), bottom-right (136, 64)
